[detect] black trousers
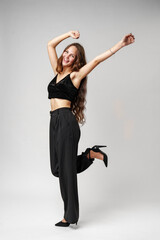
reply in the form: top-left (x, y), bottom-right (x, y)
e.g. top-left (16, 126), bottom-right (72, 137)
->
top-left (49, 107), bottom-right (95, 224)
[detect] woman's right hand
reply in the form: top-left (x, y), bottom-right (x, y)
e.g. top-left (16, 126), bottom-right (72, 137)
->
top-left (69, 30), bottom-right (80, 39)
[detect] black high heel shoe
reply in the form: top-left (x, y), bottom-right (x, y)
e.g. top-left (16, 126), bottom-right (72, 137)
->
top-left (84, 145), bottom-right (108, 167)
top-left (55, 220), bottom-right (77, 227)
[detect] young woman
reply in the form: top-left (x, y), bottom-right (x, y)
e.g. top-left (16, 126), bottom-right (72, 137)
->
top-left (47, 30), bottom-right (135, 227)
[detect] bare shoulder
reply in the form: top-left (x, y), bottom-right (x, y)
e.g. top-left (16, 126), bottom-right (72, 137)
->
top-left (70, 71), bottom-right (77, 80)
top-left (70, 71), bottom-right (81, 89)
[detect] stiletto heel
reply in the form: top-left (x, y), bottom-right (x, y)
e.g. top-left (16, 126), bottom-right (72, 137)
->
top-left (84, 145), bottom-right (108, 167)
top-left (92, 145), bottom-right (107, 148)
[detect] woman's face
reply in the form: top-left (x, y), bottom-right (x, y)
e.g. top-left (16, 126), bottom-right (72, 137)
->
top-left (62, 46), bottom-right (77, 68)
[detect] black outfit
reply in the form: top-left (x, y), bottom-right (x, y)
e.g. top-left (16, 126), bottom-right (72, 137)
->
top-left (47, 73), bottom-right (95, 224)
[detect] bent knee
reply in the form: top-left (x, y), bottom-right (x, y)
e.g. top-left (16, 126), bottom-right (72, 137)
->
top-left (51, 169), bottom-right (59, 177)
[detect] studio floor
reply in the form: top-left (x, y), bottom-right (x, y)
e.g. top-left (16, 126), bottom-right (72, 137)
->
top-left (1, 195), bottom-right (160, 240)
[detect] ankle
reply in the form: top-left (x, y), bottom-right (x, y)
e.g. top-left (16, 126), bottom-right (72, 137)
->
top-left (87, 150), bottom-right (94, 159)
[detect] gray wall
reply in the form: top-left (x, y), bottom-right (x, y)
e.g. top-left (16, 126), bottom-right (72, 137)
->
top-left (1, 0), bottom-right (160, 239)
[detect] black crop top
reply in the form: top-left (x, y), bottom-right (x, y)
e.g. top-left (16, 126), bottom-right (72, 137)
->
top-left (47, 73), bottom-right (79, 102)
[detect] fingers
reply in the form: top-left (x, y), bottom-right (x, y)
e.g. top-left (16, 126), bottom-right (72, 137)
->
top-left (126, 33), bottom-right (134, 37)
top-left (71, 30), bottom-right (80, 39)
top-left (129, 32), bottom-right (135, 40)
top-left (125, 33), bottom-right (135, 43)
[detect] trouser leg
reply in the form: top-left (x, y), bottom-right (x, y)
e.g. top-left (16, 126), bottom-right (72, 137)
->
top-left (58, 132), bottom-right (79, 223)
top-left (56, 108), bottom-right (80, 224)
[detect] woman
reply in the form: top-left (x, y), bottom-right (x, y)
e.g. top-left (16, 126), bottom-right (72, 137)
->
top-left (47, 30), bottom-right (135, 227)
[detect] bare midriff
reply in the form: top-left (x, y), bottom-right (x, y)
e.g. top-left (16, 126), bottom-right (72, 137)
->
top-left (50, 98), bottom-right (71, 111)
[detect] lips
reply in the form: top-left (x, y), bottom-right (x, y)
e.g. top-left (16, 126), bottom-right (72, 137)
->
top-left (63, 58), bottom-right (69, 64)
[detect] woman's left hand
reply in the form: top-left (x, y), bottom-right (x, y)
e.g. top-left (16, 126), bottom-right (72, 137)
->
top-left (120, 33), bottom-right (135, 47)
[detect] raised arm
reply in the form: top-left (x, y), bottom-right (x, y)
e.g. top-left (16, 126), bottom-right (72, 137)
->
top-left (74, 33), bottom-right (135, 81)
top-left (47, 31), bottom-right (80, 74)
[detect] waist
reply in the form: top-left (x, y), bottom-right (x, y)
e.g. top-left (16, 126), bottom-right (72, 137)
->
top-left (50, 107), bottom-right (72, 116)
top-left (50, 98), bottom-right (71, 111)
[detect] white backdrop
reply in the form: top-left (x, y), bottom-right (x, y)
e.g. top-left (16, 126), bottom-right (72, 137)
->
top-left (1, 0), bottom-right (160, 239)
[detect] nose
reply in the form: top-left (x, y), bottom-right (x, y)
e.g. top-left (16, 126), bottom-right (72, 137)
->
top-left (64, 53), bottom-right (69, 59)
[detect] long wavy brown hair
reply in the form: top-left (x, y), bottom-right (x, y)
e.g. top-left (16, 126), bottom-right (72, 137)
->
top-left (56, 43), bottom-right (88, 126)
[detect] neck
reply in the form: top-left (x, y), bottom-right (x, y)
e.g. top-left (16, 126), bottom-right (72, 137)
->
top-left (61, 66), bottom-right (72, 75)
